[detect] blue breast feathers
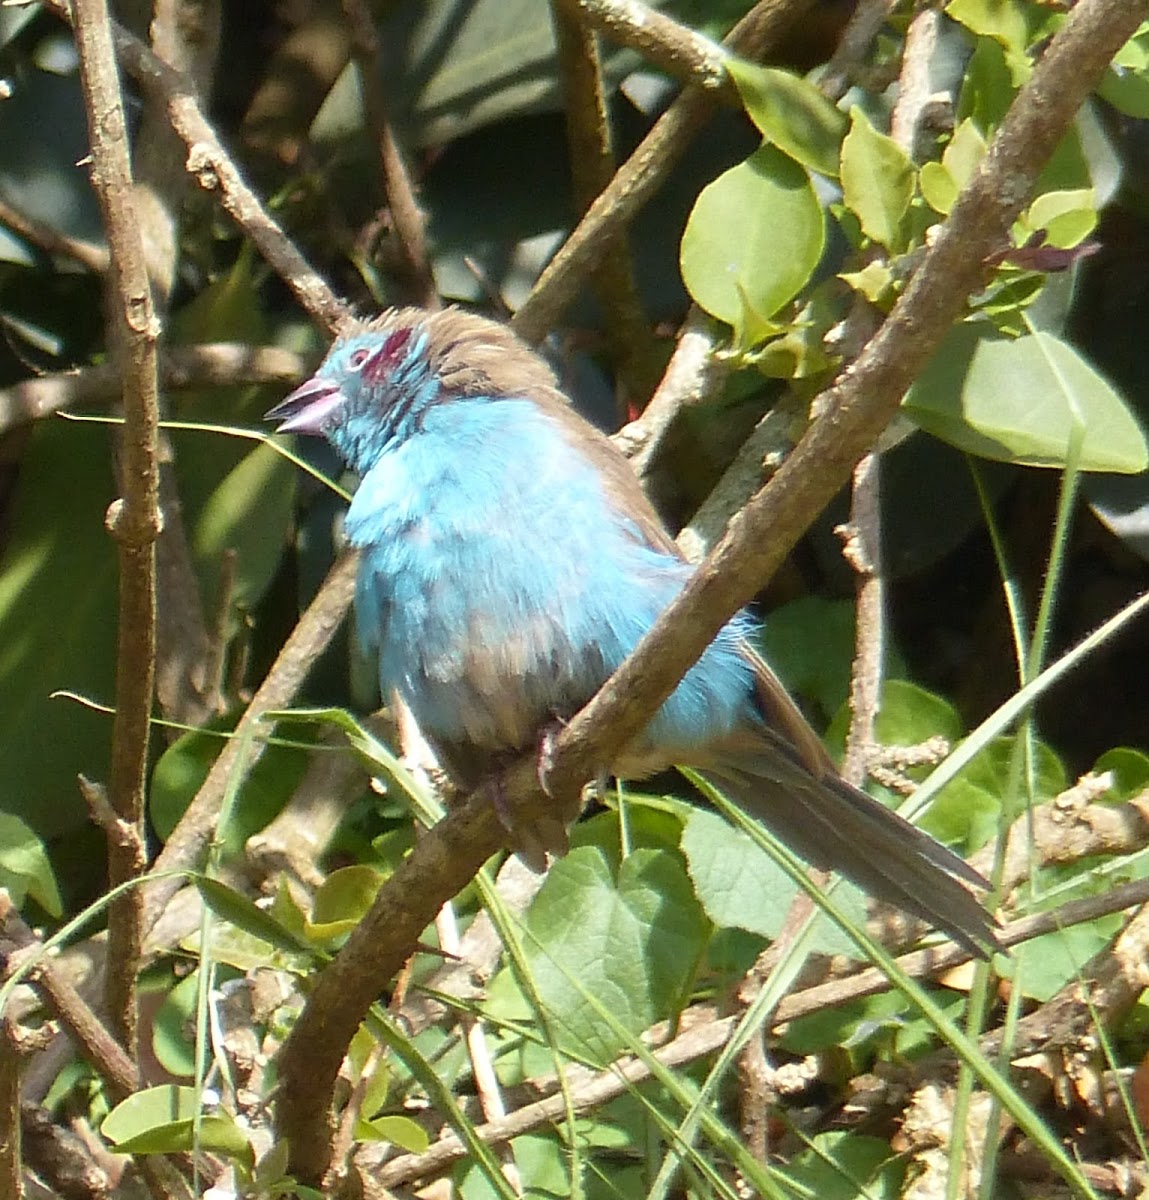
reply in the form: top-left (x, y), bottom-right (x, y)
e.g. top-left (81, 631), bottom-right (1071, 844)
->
top-left (344, 395), bottom-right (758, 762)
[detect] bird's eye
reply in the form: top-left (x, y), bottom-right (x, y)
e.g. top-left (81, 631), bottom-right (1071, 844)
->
top-left (348, 348), bottom-right (371, 370)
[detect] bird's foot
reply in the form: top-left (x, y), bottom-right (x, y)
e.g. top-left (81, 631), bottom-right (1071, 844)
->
top-left (480, 763), bottom-right (565, 874)
top-left (535, 717), bottom-right (587, 830)
top-left (480, 721), bottom-right (583, 871)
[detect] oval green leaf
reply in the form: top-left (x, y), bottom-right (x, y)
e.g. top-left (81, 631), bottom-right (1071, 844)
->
top-left (725, 58), bottom-right (846, 178)
top-left (904, 324), bottom-right (1149, 473)
top-left (681, 144), bottom-right (825, 342)
top-left (354, 1114), bottom-right (432, 1152)
top-left (102, 1085), bottom-right (250, 1158)
top-left (0, 812), bottom-right (62, 916)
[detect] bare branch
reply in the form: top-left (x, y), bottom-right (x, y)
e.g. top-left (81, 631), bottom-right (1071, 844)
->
top-left (41, 0), bottom-right (349, 335)
top-left (0, 343), bottom-right (307, 431)
top-left (511, 0), bottom-right (821, 344)
top-left (142, 552), bottom-right (360, 940)
top-left (72, 0), bottom-right (162, 1059)
top-left (552, 0), bottom-right (658, 409)
top-left (572, 0), bottom-right (731, 95)
top-left (0, 195), bottom-right (110, 273)
top-left (342, 0), bottom-right (438, 309)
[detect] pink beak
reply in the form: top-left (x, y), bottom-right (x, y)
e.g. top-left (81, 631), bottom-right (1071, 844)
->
top-left (266, 376), bottom-right (345, 434)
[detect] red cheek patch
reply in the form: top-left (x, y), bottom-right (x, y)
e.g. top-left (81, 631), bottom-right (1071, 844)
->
top-left (364, 327), bottom-right (413, 383)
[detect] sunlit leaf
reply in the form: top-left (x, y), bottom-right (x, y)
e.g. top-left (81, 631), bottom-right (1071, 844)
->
top-left (0, 423), bottom-right (117, 839)
top-left (682, 808), bottom-right (867, 956)
top-left (517, 846), bottom-right (708, 1063)
top-left (354, 1114), bottom-right (431, 1152)
top-left (839, 108), bottom-right (914, 251)
top-left (904, 324), bottom-right (1149, 472)
top-left (102, 1085), bottom-right (251, 1158)
top-left (681, 144), bottom-right (825, 343)
top-left (0, 812), bottom-right (62, 915)
top-left (726, 58), bottom-right (846, 177)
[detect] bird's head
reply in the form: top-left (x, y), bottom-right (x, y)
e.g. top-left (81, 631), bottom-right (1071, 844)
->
top-left (267, 307), bottom-right (560, 474)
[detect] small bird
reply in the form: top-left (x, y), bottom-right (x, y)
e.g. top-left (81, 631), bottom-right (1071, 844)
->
top-left (268, 307), bottom-right (997, 957)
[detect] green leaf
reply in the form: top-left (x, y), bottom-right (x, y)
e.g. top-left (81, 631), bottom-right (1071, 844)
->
top-left (944, 118), bottom-right (989, 186)
top-left (920, 120), bottom-right (987, 215)
top-left (839, 108), bottom-right (915, 251)
top-left (919, 161), bottom-right (957, 216)
top-left (169, 260), bottom-right (295, 624)
top-left (827, 678), bottom-right (965, 755)
top-left (681, 808), bottom-right (867, 956)
top-left (1021, 188), bottom-right (1097, 248)
top-left (102, 1085), bottom-right (251, 1158)
top-left (725, 58), bottom-right (847, 177)
top-left (957, 36), bottom-right (1017, 132)
top-left (904, 324), bottom-right (1149, 472)
top-left (1100, 26), bottom-right (1149, 117)
top-left (312, 0), bottom-right (642, 149)
top-left (680, 143), bottom-right (825, 344)
top-left (758, 597), bottom-right (857, 718)
top-left (518, 846), bottom-right (708, 1063)
top-left (0, 812), bottom-right (62, 916)
top-left (1010, 919), bottom-right (1124, 1003)
top-left (150, 970), bottom-right (200, 1079)
top-left (195, 876), bottom-right (313, 956)
top-left (113, 1114), bottom-right (251, 1158)
top-left (839, 260), bottom-right (895, 306)
top-left (1093, 747), bottom-right (1149, 802)
top-left (191, 441), bottom-right (296, 621)
top-left (354, 1114), bottom-right (431, 1152)
top-left (946, 0), bottom-right (1044, 75)
top-left (307, 865), bottom-right (385, 942)
top-left (778, 1130), bottom-right (905, 1199)
top-left (150, 722), bottom-right (310, 855)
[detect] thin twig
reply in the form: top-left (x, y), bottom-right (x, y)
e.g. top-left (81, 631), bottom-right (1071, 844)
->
top-left (41, 0), bottom-right (349, 335)
top-left (820, 0), bottom-right (897, 102)
top-left (984, 785), bottom-right (1149, 895)
top-left (572, 0), bottom-right (732, 96)
top-left (131, 0), bottom-right (220, 307)
top-left (0, 902), bottom-right (137, 1101)
top-left (613, 306), bottom-right (731, 477)
top-left (675, 392), bottom-right (802, 561)
top-left (272, 0), bottom-right (1148, 1180)
top-left (341, 0), bottom-right (438, 308)
top-left (0, 1015), bottom-right (20, 1200)
top-left (132, 0), bottom-right (225, 732)
top-left (839, 453), bottom-right (884, 784)
top-left (0, 343), bottom-right (306, 431)
top-left (433, 903), bottom-right (522, 1193)
top-left (72, 0), bottom-right (162, 1060)
top-left (19, 1104), bottom-right (115, 1200)
top-left (0, 194), bottom-right (110, 273)
top-left (142, 551), bottom-right (360, 941)
top-left (552, 0), bottom-right (658, 410)
top-left (511, 0), bottom-right (821, 344)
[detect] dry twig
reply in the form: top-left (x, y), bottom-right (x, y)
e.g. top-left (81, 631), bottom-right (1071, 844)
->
top-left (72, 0), bottom-right (162, 1058)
